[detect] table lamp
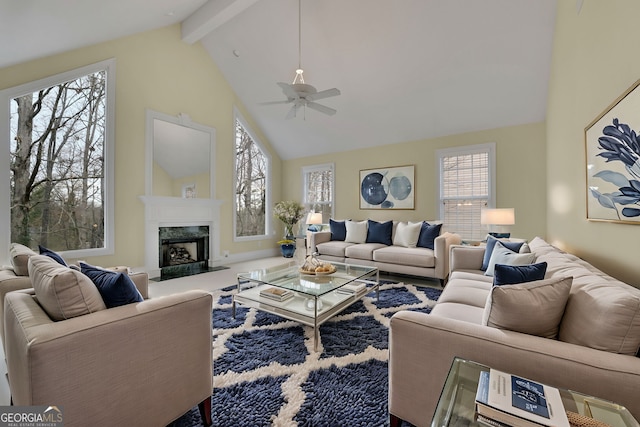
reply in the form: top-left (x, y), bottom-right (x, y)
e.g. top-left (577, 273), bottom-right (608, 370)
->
top-left (481, 208), bottom-right (515, 238)
top-left (306, 212), bottom-right (323, 232)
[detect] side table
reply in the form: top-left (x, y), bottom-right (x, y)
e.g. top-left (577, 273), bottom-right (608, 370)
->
top-left (431, 358), bottom-right (639, 427)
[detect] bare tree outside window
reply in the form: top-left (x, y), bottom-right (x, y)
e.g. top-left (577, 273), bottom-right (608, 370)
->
top-left (302, 164), bottom-right (334, 222)
top-left (235, 118), bottom-right (267, 237)
top-left (9, 70), bottom-right (107, 251)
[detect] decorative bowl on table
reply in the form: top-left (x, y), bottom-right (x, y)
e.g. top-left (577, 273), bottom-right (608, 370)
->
top-left (299, 257), bottom-right (337, 275)
top-left (313, 265), bottom-right (337, 275)
top-left (299, 266), bottom-right (337, 275)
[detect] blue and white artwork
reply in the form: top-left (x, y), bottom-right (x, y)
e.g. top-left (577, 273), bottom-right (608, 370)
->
top-left (586, 79), bottom-right (640, 223)
top-left (359, 165), bottom-right (414, 209)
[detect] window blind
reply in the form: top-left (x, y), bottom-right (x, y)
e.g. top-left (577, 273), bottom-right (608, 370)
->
top-left (440, 151), bottom-right (490, 241)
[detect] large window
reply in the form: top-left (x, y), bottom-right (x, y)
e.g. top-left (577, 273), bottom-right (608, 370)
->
top-left (437, 143), bottom-right (495, 240)
top-left (234, 111), bottom-right (270, 239)
top-left (0, 59), bottom-right (115, 260)
top-left (302, 163), bottom-right (334, 222)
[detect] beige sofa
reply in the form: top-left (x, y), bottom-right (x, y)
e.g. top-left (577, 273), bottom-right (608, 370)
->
top-left (308, 222), bottom-right (461, 283)
top-left (389, 237), bottom-right (640, 426)
top-left (2, 249), bottom-right (214, 427)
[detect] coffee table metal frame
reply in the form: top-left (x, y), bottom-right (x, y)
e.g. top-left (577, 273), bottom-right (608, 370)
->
top-left (233, 260), bottom-right (379, 351)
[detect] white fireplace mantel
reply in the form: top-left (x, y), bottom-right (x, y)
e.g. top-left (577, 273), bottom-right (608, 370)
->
top-left (139, 196), bottom-right (223, 278)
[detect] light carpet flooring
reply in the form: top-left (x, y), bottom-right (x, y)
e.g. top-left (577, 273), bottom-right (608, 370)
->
top-left (0, 255), bottom-right (441, 408)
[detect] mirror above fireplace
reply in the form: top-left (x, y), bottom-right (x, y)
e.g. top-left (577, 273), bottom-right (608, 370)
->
top-left (145, 110), bottom-right (216, 199)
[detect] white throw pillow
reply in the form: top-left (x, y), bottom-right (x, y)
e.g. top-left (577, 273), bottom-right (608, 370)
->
top-left (484, 241), bottom-right (535, 276)
top-left (393, 221), bottom-right (422, 247)
top-left (519, 242), bottom-right (531, 253)
top-left (345, 220), bottom-right (368, 243)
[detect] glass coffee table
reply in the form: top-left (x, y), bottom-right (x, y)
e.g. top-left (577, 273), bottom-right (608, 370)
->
top-left (233, 260), bottom-right (379, 351)
top-left (432, 358), bottom-right (640, 427)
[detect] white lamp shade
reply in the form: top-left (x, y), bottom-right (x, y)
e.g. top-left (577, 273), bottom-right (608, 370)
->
top-left (306, 212), bottom-right (323, 225)
top-left (480, 208), bottom-right (515, 225)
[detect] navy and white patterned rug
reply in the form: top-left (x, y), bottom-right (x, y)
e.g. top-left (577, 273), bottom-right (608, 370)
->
top-left (174, 281), bottom-right (442, 427)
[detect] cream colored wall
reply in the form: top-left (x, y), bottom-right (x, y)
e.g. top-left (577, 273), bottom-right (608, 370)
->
top-left (0, 25), bottom-right (282, 267)
top-left (283, 122), bottom-right (547, 241)
top-left (547, 0), bottom-right (640, 286)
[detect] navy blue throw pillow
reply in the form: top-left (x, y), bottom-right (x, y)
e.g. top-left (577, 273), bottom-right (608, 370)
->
top-left (80, 262), bottom-right (143, 308)
top-left (366, 220), bottom-right (393, 245)
top-left (38, 245), bottom-right (67, 266)
top-left (417, 222), bottom-right (442, 250)
top-left (493, 262), bottom-right (548, 286)
top-left (329, 219), bottom-right (347, 241)
top-left (481, 236), bottom-right (525, 271)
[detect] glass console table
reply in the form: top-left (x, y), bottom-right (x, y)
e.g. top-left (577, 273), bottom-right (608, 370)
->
top-left (432, 358), bottom-right (639, 427)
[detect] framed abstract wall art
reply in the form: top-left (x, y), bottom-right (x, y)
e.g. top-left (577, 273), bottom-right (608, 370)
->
top-left (586, 79), bottom-right (640, 223)
top-left (359, 165), bottom-right (415, 209)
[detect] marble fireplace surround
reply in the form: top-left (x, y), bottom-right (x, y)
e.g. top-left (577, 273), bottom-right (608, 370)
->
top-left (140, 196), bottom-right (223, 279)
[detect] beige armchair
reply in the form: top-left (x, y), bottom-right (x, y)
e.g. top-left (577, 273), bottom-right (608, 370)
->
top-left (4, 279), bottom-right (213, 426)
top-left (0, 261), bottom-right (149, 350)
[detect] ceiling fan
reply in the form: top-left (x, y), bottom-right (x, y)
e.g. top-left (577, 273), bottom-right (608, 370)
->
top-left (261, 0), bottom-right (340, 119)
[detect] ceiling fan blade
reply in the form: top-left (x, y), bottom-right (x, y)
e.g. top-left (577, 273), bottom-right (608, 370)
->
top-left (259, 100), bottom-right (292, 105)
top-left (277, 82), bottom-right (299, 100)
top-left (285, 105), bottom-right (299, 119)
top-left (306, 101), bottom-right (336, 116)
top-left (306, 88), bottom-right (340, 102)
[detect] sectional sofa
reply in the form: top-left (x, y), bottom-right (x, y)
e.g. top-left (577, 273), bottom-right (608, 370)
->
top-left (389, 237), bottom-right (640, 426)
top-left (308, 219), bottom-right (462, 283)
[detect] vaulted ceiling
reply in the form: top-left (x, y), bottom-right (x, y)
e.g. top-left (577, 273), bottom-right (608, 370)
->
top-left (0, 0), bottom-right (558, 160)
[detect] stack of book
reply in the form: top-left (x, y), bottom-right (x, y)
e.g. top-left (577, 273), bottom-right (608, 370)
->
top-left (475, 369), bottom-right (570, 427)
top-left (259, 287), bottom-right (294, 302)
top-left (336, 282), bottom-right (367, 295)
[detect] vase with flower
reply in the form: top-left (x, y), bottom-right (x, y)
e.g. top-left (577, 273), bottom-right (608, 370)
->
top-left (274, 200), bottom-right (305, 258)
top-left (273, 200), bottom-right (305, 240)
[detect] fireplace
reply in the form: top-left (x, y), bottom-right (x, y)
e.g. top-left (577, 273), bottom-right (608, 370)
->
top-left (159, 226), bottom-right (209, 280)
top-left (139, 195), bottom-right (223, 279)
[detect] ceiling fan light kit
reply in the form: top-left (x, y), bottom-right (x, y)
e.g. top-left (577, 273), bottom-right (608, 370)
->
top-left (261, 0), bottom-right (341, 119)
